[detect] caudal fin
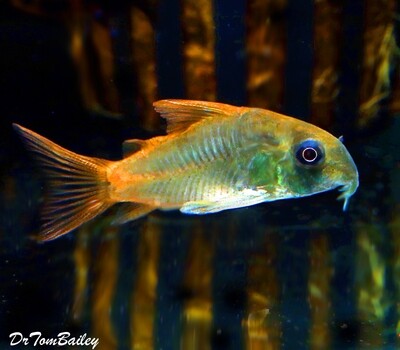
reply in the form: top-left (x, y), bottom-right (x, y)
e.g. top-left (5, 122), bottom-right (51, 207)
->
top-left (13, 124), bottom-right (114, 241)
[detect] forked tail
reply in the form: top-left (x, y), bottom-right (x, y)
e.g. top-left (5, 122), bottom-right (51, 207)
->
top-left (13, 124), bottom-right (113, 241)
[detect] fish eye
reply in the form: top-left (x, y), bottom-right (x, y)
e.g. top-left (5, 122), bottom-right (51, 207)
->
top-left (295, 140), bottom-right (324, 166)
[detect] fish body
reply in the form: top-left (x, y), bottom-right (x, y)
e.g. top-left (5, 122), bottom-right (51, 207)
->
top-left (14, 100), bottom-right (359, 240)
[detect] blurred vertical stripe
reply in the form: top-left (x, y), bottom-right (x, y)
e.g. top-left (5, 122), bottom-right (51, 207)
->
top-left (91, 227), bottom-right (119, 350)
top-left (130, 6), bottom-right (158, 131)
top-left (180, 224), bottom-right (214, 350)
top-left (308, 233), bottom-right (332, 349)
top-left (389, 207), bottom-right (400, 346)
top-left (89, 18), bottom-right (122, 116)
top-left (69, 14), bottom-right (108, 116)
top-left (245, 0), bottom-right (286, 111)
top-left (73, 228), bottom-right (91, 322)
top-left (130, 220), bottom-right (161, 350)
top-left (244, 228), bottom-right (281, 350)
top-left (68, 4), bottom-right (123, 118)
top-left (181, 0), bottom-right (217, 101)
top-left (355, 223), bottom-right (387, 348)
top-left (310, 0), bottom-right (341, 129)
top-left (358, 0), bottom-right (398, 128)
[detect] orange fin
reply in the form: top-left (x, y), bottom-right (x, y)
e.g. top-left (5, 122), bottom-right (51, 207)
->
top-left (13, 124), bottom-right (114, 241)
top-left (153, 99), bottom-right (242, 134)
top-left (122, 135), bottom-right (167, 158)
top-left (112, 203), bottom-right (155, 225)
top-left (122, 139), bottom-right (147, 157)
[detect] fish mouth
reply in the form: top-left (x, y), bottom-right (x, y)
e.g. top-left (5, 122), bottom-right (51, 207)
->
top-left (336, 179), bottom-right (359, 211)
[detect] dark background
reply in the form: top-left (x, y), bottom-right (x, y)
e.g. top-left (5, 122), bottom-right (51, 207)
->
top-left (0, 1), bottom-right (399, 349)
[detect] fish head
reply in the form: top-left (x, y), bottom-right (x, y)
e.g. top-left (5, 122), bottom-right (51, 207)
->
top-left (284, 121), bottom-right (359, 210)
top-left (238, 108), bottom-right (358, 210)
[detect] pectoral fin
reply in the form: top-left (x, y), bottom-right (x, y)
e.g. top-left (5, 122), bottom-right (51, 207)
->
top-left (180, 191), bottom-right (268, 215)
top-left (180, 201), bottom-right (221, 214)
top-left (112, 203), bottom-right (155, 224)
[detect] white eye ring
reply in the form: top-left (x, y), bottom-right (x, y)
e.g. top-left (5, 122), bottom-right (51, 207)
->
top-left (302, 147), bottom-right (318, 163)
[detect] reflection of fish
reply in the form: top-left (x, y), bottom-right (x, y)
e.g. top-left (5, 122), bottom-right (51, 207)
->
top-left (14, 100), bottom-right (358, 240)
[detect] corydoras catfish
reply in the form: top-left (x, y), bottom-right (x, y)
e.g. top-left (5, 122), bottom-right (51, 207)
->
top-left (14, 99), bottom-right (359, 240)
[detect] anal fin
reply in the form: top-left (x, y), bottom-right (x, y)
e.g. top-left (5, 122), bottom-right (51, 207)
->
top-left (112, 203), bottom-right (155, 225)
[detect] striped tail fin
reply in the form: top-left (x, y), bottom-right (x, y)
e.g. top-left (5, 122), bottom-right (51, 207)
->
top-left (13, 124), bottom-right (114, 241)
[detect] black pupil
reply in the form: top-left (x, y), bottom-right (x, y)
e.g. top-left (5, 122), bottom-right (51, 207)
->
top-left (295, 140), bottom-right (323, 165)
top-left (302, 147), bottom-right (317, 162)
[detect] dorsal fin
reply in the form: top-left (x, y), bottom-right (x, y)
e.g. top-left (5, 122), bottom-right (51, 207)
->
top-left (153, 99), bottom-right (242, 134)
